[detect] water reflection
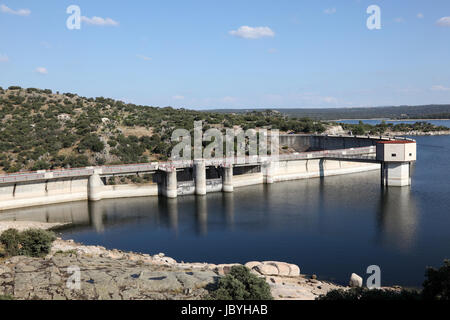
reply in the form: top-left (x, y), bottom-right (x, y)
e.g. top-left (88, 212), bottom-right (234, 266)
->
top-left (0, 173), bottom-right (419, 246)
top-left (376, 187), bottom-right (419, 251)
top-left (166, 198), bottom-right (179, 233)
top-left (223, 192), bottom-right (234, 228)
top-left (195, 196), bottom-right (208, 235)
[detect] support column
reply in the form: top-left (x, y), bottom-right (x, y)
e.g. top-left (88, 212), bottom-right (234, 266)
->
top-left (88, 173), bottom-right (105, 201)
top-left (382, 162), bottom-right (411, 187)
top-left (164, 169), bottom-right (178, 198)
top-left (263, 161), bottom-right (275, 184)
top-left (222, 165), bottom-right (234, 193)
top-left (194, 159), bottom-right (207, 196)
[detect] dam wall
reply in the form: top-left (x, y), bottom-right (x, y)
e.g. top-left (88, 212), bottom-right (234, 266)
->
top-left (279, 134), bottom-right (379, 152)
top-left (0, 159), bottom-right (379, 211)
top-left (272, 159), bottom-right (380, 182)
top-left (0, 177), bottom-right (89, 211)
top-left (0, 135), bottom-right (414, 211)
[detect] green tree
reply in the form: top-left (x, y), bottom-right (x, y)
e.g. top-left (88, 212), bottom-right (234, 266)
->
top-left (209, 266), bottom-right (273, 300)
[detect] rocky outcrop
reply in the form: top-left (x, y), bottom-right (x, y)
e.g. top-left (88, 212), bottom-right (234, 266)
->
top-left (0, 254), bottom-right (218, 300)
top-left (0, 222), bottom-right (356, 300)
top-left (349, 273), bottom-right (363, 288)
top-left (245, 261), bottom-right (300, 277)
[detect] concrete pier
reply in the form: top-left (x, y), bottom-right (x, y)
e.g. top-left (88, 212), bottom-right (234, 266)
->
top-left (381, 162), bottom-right (411, 187)
top-left (163, 169), bottom-right (178, 198)
top-left (263, 161), bottom-right (275, 184)
top-left (222, 165), bottom-right (234, 193)
top-left (194, 159), bottom-right (207, 196)
top-left (88, 173), bottom-right (105, 201)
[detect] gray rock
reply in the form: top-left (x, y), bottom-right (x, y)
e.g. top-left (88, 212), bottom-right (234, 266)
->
top-left (349, 273), bottom-right (363, 288)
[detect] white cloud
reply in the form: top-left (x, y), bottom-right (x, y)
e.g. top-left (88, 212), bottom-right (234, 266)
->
top-left (436, 16), bottom-right (450, 27)
top-left (0, 54), bottom-right (8, 62)
top-left (431, 85), bottom-right (450, 92)
top-left (136, 54), bottom-right (152, 61)
top-left (81, 16), bottom-right (119, 27)
top-left (172, 95), bottom-right (185, 100)
top-left (35, 67), bottom-right (48, 75)
top-left (229, 26), bottom-right (275, 39)
top-left (0, 4), bottom-right (30, 16)
top-left (324, 8), bottom-right (336, 15)
top-left (417, 13), bottom-right (424, 19)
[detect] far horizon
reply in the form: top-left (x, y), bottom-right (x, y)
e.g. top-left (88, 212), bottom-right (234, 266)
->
top-left (1, 0), bottom-right (450, 109)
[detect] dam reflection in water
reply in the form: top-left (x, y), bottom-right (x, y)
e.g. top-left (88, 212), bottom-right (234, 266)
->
top-left (376, 188), bottom-right (419, 252)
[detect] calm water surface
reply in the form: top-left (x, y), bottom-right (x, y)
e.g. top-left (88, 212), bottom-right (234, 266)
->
top-left (1, 135), bottom-right (450, 287)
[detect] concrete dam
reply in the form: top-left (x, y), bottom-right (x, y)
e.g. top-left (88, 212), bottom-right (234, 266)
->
top-left (0, 134), bottom-right (417, 211)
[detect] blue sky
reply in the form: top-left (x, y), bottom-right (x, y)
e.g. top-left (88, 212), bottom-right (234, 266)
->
top-left (1, 0), bottom-right (450, 109)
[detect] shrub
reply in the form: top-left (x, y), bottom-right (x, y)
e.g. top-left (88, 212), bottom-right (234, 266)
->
top-left (19, 229), bottom-right (57, 257)
top-left (0, 228), bottom-right (56, 258)
top-left (209, 265), bottom-right (273, 300)
top-left (422, 259), bottom-right (450, 300)
top-left (317, 288), bottom-right (421, 301)
top-left (0, 229), bottom-right (21, 256)
top-left (78, 134), bottom-right (105, 153)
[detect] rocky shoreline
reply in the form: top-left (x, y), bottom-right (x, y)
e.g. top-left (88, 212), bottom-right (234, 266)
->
top-left (0, 221), bottom-right (384, 300)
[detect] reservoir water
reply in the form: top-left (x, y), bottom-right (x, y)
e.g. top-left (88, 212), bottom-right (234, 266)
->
top-left (1, 134), bottom-right (450, 287)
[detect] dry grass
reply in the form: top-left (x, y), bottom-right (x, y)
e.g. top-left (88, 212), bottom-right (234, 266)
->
top-left (119, 126), bottom-right (153, 138)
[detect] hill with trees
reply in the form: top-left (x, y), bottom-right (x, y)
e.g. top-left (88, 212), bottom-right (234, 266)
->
top-left (213, 105), bottom-right (450, 120)
top-left (0, 86), bottom-right (325, 173)
top-left (1, 86), bottom-right (447, 174)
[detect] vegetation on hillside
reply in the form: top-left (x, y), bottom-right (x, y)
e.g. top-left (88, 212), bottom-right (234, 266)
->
top-left (0, 86), bottom-right (325, 173)
top-left (1, 86), bottom-right (447, 174)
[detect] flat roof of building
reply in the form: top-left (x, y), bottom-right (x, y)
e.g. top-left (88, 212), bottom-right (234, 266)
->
top-left (376, 140), bottom-right (416, 144)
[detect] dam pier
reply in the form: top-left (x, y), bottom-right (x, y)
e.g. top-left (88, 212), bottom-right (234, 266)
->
top-left (0, 135), bottom-right (416, 210)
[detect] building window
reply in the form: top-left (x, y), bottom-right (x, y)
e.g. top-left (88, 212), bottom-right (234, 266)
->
top-left (409, 153), bottom-right (413, 156)
top-left (391, 153), bottom-right (397, 157)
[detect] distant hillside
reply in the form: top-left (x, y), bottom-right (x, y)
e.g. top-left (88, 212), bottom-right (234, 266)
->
top-left (211, 105), bottom-right (450, 120)
top-left (0, 86), bottom-right (324, 173)
top-left (1, 86), bottom-right (447, 174)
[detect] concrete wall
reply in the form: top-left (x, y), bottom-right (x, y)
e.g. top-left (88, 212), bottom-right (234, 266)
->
top-left (279, 135), bottom-right (311, 152)
top-left (233, 172), bottom-right (264, 188)
top-left (90, 183), bottom-right (159, 200)
top-left (279, 135), bottom-right (379, 152)
top-left (0, 177), bottom-right (89, 211)
top-left (270, 159), bottom-right (380, 183)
